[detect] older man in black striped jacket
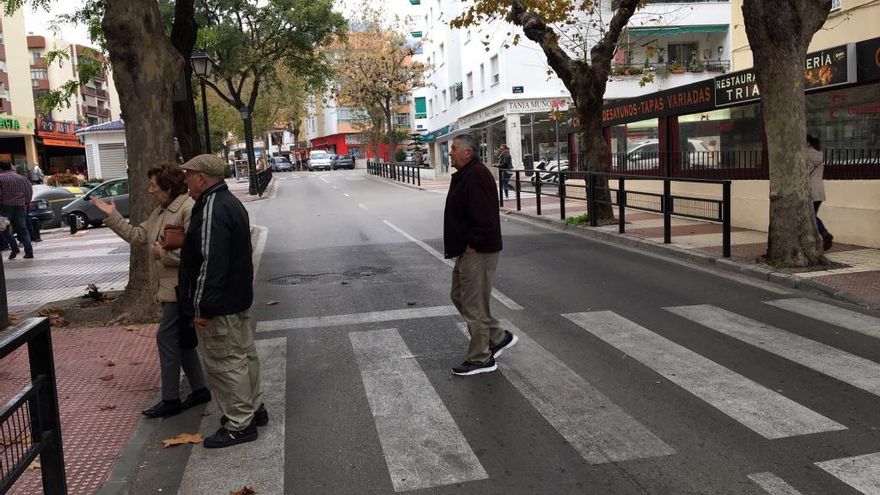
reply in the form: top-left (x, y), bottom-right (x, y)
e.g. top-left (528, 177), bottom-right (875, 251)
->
top-left (179, 154), bottom-right (266, 449)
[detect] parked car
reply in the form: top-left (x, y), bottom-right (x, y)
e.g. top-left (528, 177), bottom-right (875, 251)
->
top-left (308, 150), bottom-right (333, 171)
top-left (331, 154), bottom-right (355, 170)
top-left (270, 156), bottom-right (294, 172)
top-left (61, 177), bottom-right (130, 230)
top-left (29, 185), bottom-right (79, 229)
top-left (612, 138), bottom-right (712, 170)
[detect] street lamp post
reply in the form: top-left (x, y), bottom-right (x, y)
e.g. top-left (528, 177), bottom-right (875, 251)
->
top-left (240, 106), bottom-right (258, 195)
top-left (190, 52), bottom-right (214, 154)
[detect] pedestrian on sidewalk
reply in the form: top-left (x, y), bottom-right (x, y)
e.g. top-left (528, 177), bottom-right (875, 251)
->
top-left (497, 144), bottom-right (514, 199)
top-left (179, 154), bottom-right (266, 449)
top-left (0, 161), bottom-right (34, 259)
top-left (91, 163), bottom-right (211, 418)
top-left (444, 134), bottom-right (517, 376)
top-left (807, 134), bottom-right (833, 250)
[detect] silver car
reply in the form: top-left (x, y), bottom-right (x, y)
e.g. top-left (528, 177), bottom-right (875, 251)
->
top-left (61, 177), bottom-right (130, 229)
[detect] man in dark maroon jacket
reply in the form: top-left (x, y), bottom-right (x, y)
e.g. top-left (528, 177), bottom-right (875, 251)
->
top-left (444, 134), bottom-right (517, 376)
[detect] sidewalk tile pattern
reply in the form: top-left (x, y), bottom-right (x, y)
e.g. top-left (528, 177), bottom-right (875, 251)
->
top-left (1, 325), bottom-right (160, 495)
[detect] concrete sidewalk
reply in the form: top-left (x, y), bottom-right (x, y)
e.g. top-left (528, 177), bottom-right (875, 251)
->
top-left (376, 172), bottom-right (880, 309)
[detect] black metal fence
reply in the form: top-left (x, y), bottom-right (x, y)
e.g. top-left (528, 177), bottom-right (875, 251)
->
top-left (604, 148), bottom-right (880, 180)
top-left (0, 317), bottom-right (67, 494)
top-left (366, 161), bottom-right (422, 187)
top-left (503, 169), bottom-right (732, 258)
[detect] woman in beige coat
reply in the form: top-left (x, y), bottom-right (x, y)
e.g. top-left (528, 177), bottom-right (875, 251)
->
top-left (91, 163), bottom-right (210, 418)
top-left (807, 135), bottom-right (833, 250)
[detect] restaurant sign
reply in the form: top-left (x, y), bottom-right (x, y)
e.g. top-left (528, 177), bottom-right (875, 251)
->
top-left (602, 79), bottom-right (714, 127)
top-left (0, 115), bottom-right (34, 134)
top-left (856, 36), bottom-right (880, 83)
top-left (715, 44), bottom-right (855, 107)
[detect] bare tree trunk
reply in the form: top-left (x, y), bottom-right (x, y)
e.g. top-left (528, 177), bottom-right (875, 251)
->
top-left (579, 101), bottom-right (614, 222)
top-left (384, 101), bottom-right (395, 163)
top-left (103, 0), bottom-right (182, 322)
top-left (742, 0), bottom-right (829, 267)
top-left (169, 0), bottom-right (202, 160)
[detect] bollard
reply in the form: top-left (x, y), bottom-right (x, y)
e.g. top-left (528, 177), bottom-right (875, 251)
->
top-left (68, 214), bottom-right (77, 235)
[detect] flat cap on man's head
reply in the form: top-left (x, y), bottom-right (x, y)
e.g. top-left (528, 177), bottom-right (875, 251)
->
top-left (180, 154), bottom-right (226, 177)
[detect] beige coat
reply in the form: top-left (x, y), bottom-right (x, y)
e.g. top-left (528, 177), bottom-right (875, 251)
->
top-left (807, 147), bottom-right (826, 201)
top-left (104, 193), bottom-right (194, 302)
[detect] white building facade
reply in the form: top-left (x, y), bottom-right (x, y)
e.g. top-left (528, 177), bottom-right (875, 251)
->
top-left (407, 0), bottom-right (733, 172)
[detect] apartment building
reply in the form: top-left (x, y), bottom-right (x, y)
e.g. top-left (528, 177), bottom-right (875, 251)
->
top-left (407, 0), bottom-right (733, 171)
top-left (28, 35), bottom-right (119, 174)
top-left (0, 9), bottom-right (39, 171)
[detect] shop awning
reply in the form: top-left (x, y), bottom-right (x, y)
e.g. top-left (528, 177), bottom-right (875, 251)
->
top-left (627, 24), bottom-right (728, 37)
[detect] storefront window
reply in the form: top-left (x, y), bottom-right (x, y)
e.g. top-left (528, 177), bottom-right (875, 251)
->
top-left (807, 83), bottom-right (880, 164)
top-left (609, 118), bottom-right (660, 172)
top-left (518, 113), bottom-right (569, 173)
top-left (677, 104), bottom-right (763, 176)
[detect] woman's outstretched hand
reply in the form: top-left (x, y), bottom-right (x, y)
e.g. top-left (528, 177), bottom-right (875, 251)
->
top-left (90, 196), bottom-right (116, 215)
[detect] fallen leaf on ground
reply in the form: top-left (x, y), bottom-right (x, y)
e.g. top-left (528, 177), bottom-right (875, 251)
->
top-left (99, 405), bottom-right (116, 411)
top-left (0, 434), bottom-right (31, 447)
top-left (73, 231), bottom-right (89, 237)
top-left (230, 487), bottom-right (256, 495)
top-left (105, 360), bottom-right (115, 367)
top-left (7, 314), bottom-right (21, 325)
top-left (124, 326), bottom-right (137, 332)
top-left (36, 308), bottom-right (68, 327)
top-left (98, 374), bottom-right (114, 381)
top-left (200, 411), bottom-right (212, 417)
top-left (266, 301), bottom-right (278, 305)
top-left (27, 461), bottom-right (40, 470)
top-left (162, 433), bottom-right (204, 448)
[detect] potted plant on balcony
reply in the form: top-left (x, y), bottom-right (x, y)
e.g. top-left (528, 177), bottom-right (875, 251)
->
top-left (689, 63), bottom-right (706, 73)
top-left (668, 62), bottom-right (686, 74)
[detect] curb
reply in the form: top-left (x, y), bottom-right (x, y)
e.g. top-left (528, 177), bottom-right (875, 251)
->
top-left (365, 174), bottom-right (428, 191)
top-left (501, 208), bottom-right (879, 311)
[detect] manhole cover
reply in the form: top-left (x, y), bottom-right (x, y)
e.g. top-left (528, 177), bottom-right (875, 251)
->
top-left (269, 266), bottom-right (391, 286)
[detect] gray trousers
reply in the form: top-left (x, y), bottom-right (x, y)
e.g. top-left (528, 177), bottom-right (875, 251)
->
top-left (451, 251), bottom-right (505, 363)
top-left (159, 302), bottom-right (207, 401)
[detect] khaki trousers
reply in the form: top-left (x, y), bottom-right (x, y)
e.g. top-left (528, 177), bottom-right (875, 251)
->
top-left (198, 310), bottom-right (263, 431)
top-left (451, 251), bottom-right (505, 363)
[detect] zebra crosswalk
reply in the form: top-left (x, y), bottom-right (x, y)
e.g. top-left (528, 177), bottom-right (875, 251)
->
top-left (235, 297), bottom-right (880, 494)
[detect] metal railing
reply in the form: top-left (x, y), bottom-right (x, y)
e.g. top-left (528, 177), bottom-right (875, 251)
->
top-left (0, 317), bottom-right (67, 494)
top-left (502, 169), bottom-right (732, 258)
top-left (366, 161), bottom-right (422, 187)
top-left (607, 148), bottom-right (880, 180)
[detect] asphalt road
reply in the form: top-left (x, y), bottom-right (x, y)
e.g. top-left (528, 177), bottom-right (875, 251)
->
top-left (121, 170), bottom-right (880, 495)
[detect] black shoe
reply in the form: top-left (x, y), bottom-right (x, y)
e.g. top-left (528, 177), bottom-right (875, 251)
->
top-left (452, 357), bottom-right (497, 376)
top-left (203, 422), bottom-right (258, 449)
top-left (22, 253), bottom-right (33, 259)
top-left (220, 403), bottom-right (268, 427)
top-left (182, 388), bottom-right (211, 409)
top-left (142, 399), bottom-right (183, 418)
top-left (8, 250), bottom-right (19, 260)
top-left (490, 331), bottom-right (518, 359)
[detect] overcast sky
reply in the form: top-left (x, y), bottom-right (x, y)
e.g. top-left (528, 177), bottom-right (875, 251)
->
top-left (23, 1), bottom-right (94, 47)
top-left (22, 0), bottom-right (416, 49)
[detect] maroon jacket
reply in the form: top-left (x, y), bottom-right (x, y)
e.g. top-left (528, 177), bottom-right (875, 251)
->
top-left (443, 158), bottom-right (502, 258)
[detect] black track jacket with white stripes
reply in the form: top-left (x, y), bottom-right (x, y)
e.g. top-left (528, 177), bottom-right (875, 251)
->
top-left (178, 181), bottom-right (253, 320)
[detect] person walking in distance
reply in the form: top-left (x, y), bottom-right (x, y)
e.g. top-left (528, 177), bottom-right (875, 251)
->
top-left (498, 144), bottom-right (513, 199)
top-left (807, 135), bottom-right (833, 250)
top-left (91, 163), bottom-right (211, 419)
top-left (178, 154), bottom-right (266, 448)
top-left (445, 134), bottom-right (517, 376)
top-left (0, 161), bottom-right (34, 259)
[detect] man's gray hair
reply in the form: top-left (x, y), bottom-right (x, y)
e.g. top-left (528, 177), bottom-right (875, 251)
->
top-left (454, 133), bottom-right (479, 155)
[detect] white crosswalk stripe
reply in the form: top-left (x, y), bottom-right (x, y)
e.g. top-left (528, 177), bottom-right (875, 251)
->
top-left (816, 452), bottom-right (880, 495)
top-left (350, 328), bottom-right (488, 492)
top-left (562, 311), bottom-right (846, 439)
top-left (748, 472), bottom-right (804, 495)
top-left (765, 298), bottom-right (880, 340)
top-left (668, 304), bottom-right (880, 398)
top-left (456, 321), bottom-right (676, 464)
